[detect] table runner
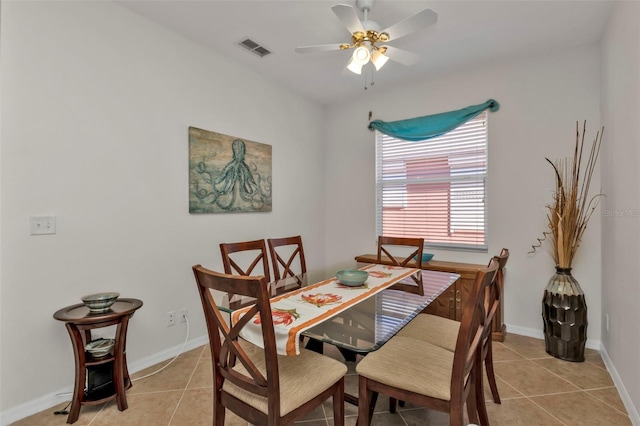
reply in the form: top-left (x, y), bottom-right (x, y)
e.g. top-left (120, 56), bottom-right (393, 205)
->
top-left (231, 263), bottom-right (419, 356)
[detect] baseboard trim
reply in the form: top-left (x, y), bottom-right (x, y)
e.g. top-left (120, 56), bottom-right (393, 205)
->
top-left (505, 324), bottom-right (638, 425)
top-left (599, 345), bottom-right (640, 425)
top-left (505, 323), bottom-right (601, 350)
top-left (0, 335), bottom-right (208, 426)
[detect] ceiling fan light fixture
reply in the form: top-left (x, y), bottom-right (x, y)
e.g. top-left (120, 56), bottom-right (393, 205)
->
top-left (371, 48), bottom-right (389, 70)
top-left (347, 57), bottom-right (364, 74)
top-left (347, 45), bottom-right (371, 74)
top-left (352, 46), bottom-right (371, 64)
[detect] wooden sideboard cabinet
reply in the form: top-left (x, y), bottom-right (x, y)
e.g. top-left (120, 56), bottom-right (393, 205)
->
top-left (355, 254), bottom-right (506, 341)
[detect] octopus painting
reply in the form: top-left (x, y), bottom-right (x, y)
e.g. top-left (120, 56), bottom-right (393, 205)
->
top-left (189, 127), bottom-right (272, 213)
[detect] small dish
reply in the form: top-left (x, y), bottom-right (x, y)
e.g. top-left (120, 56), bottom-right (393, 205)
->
top-left (336, 270), bottom-right (369, 287)
top-left (85, 338), bottom-right (115, 357)
top-left (81, 292), bottom-right (120, 313)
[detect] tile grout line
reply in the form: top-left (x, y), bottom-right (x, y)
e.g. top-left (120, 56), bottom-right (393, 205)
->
top-left (582, 388), bottom-right (633, 418)
top-left (491, 368), bottom-right (527, 399)
top-left (167, 348), bottom-right (204, 426)
top-left (493, 341), bottom-right (530, 363)
top-left (529, 355), bottom-right (625, 411)
top-left (523, 358), bottom-right (583, 391)
top-left (585, 358), bottom-right (610, 373)
top-left (525, 389), bottom-right (596, 398)
top-left (87, 402), bottom-right (108, 425)
top-left (525, 394), bottom-right (569, 426)
top-left (491, 344), bottom-right (579, 425)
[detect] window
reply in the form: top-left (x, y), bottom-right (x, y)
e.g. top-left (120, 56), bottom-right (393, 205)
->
top-left (375, 111), bottom-right (488, 251)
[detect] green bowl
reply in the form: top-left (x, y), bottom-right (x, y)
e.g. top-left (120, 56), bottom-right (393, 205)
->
top-left (414, 253), bottom-right (434, 263)
top-left (336, 270), bottom-right (369, 286)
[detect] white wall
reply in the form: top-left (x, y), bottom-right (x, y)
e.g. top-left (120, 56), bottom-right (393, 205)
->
top-left (5, 0), bottom-right (637, 423)
top-left (600, 1), bottom-right (640, 421)
top-left (324, 45), bottom-right (603, 342)
top-left (0, 0), bottom-right (326, 417)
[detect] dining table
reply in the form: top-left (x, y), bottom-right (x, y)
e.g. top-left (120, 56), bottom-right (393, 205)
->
top-left (218, 263), bottom-right (460, 405)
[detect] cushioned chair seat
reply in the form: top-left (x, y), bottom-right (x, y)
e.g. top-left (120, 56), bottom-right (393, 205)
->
top-left (397, 313), bottom-right (460, 352)
top-left (225, 345), bottom-right (348, 416)
top-left (194, 265), bottom-right (346, 425)
top-left (356, 336), bottom-right (454, 401)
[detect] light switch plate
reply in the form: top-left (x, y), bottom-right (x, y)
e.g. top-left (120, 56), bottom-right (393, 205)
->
top-left (30, 216), bottom-right (56, 235)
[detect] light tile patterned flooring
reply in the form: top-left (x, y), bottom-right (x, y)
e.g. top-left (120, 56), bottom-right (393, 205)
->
top-left (14, 334), bottom-right (631, 425)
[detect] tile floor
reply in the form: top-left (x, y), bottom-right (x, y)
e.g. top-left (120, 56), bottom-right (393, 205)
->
top-left (14, 334), bottom-right (631, 425)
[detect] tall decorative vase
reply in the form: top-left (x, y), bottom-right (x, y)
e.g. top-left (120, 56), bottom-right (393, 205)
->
top-left (542, 267), bottom-right (588, 362)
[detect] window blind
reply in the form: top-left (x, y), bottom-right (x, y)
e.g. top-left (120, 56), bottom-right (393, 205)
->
top-left (375, 111), bottom-right (488, 251)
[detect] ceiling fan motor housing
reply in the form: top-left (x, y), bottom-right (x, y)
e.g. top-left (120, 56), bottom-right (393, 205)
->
top-left (361, 20), bottom-right (381, 32)
top-left (356, 0), bottom-right (376, 11)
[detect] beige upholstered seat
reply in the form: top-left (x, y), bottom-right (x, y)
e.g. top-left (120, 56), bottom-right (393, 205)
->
top-left (225, 341), bottom-right (347, 416)
top-left (192, 265), bottom-right (347, 425)
top-left (355, 260), bottom-right (499, 426)
top-left (356, 336), bottom-right (455, 401)
top-left (397, 313), bottom-right (460, 351)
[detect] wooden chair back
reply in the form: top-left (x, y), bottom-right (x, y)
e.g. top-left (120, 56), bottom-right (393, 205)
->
top-left (475, 247), bottom-right (510, 423)
top-left (220, 239), bottom-right (271, 282)
top-left (192, 265), bottom-right (281, 418)
top-left (450, 259), bottom-right (499, 414)
top-left (485, 248), bottom-right (509, 334)
top-left (376, 236), bottom-right (424, 287)
top-left (267, 235), bottom-right (307, 281)
top-left (376, 236), bottom-right (424, 268)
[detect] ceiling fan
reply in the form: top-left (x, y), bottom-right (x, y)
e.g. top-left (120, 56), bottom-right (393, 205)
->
top-left (295, 0), bottom-right (438, 75)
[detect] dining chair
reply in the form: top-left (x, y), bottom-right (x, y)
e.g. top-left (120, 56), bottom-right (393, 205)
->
top-left (395, 248), bottom-right (509, 423)
top-left (355, 259), bottom-right (499, 426)
top-left (376, 236), bottom-right (424, 286)
top-left (192, 264), bottom-right (347, 426)
top-left (220, 239), bottom-right (271, 282)
top-left (267, 235), bottom-right (307, 282)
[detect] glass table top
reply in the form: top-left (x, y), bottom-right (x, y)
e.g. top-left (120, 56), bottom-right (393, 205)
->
top-left (218, 268), bottom-right (459, 354)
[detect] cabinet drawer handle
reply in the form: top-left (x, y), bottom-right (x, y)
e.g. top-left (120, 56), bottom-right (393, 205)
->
top-left (456, 290), bottom-right (461, 310)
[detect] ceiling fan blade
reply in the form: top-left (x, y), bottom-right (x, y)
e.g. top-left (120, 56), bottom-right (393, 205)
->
top-left (381, 8), bottom-right (438, 41)
top-left (382, 45), bottom-right (420, 66)
top-left (332, 4), bottom-right (364, 35)
top-left (295, 44), bottom-right (345, 54)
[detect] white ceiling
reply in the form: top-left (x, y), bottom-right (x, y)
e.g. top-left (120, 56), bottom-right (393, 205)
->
top-left (116, 0), bottom-right (613, 106)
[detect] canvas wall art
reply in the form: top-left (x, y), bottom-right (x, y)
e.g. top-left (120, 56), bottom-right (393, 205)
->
top-left (189, 127), bottom-right (272, 213)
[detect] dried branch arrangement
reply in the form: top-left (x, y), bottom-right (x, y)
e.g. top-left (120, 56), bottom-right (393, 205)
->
top-left (529, 121), bottom-right (604, 268)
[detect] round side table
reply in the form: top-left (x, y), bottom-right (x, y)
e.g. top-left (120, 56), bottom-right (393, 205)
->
top-left (53, 298), bottom-right (143, 424)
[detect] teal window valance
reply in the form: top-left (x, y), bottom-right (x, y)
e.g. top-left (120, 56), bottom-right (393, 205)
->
top-left (368, 99), bottom-right (500, 141)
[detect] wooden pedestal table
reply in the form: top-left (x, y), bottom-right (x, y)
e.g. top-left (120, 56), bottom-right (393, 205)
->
top-left (53, 298), bottom-right (143, 424)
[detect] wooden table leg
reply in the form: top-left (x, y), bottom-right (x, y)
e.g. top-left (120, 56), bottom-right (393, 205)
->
top-left (65, 324), bottom-right (85, 424)
top-left (113, 316), bottom-right (130, 411)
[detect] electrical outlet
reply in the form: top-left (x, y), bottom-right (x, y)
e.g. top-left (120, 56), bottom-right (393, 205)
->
top-left (179, 308), bottom-right (188, 323)
top-left (606, 313), bottom-right (610, 331)
top-left (30, 215), bottom-right (56, 235)
top-left (167, 311), bottom-right (176, 327)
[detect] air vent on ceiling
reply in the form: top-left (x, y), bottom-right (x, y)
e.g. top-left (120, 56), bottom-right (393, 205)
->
top-left (238, 38), bottom-right (272, 58)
